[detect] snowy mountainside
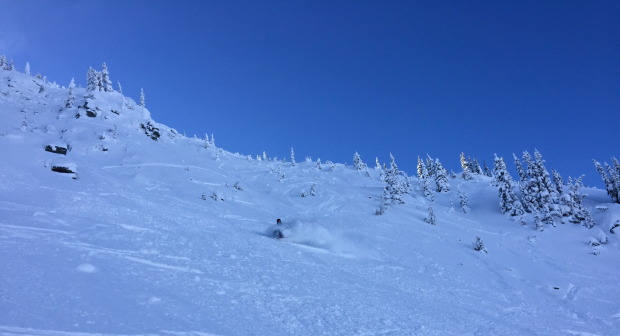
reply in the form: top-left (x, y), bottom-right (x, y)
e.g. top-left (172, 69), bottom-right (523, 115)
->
top-left (1, 66), bottom-right (619, 336)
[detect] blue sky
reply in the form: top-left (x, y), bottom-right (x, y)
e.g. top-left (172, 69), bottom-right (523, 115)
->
top-left (2, 1), bottom-right (618, 186)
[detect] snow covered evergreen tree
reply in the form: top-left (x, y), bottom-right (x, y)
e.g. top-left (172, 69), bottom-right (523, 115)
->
top-left (417, 156), bottom-right (426, 179)
top-left (425, 205), bottom-right (436, 225)
top-left (534, 150), bottom-right (561, 221)
top-left (434, 159), bottom-right (450, 192)
top-left (95, 71), bottom-right (104, 91)
top-left (472, 236), bottom-right (486, 252)
top-left (24, 62), bottom-right (30, 76)
top-left (532, 209), bottom-right (544, 231)
top-left (101, 62), bottom-right (113, 92)
top-left (493, 154), bottom-right (524, 219)
top-left (353, 152), bottom-right (366, 171)
top-left (425, 154), bottom-right (437, 177)
top-left (460, 153), bottom-right (473, 181)
top-left (291, 148), bottom-right (296, 166)
top-left (140, 88), bottom-right (146, 107)
top-left (594, 159), bottom-right (619, 203)
top-left (519, 150), bottom-right (560, 227)
top-left (117, 81), bottom-right (123, 94)
top-left (469, 157), bottom-right (482, 175)
top-left (551, 169), bottom-right (564, 197)
top-left (459, 190), bottom-right (470, 214)
top-left (382, 153), bottom-right (408, 205)
top-left (513, 153), bottom-right (528, 182)
top-left (86, 67), bottom-right (98, 92)
top-left (65, 88), bottom-right (75, 108)
top-left (565, 176), bottom-right (596, 228)
top-left (520, 151), bottom-right (541, 213)
top-left (417, 157), bottom-right (434, 200)
top-left (483, 161), bottom-right (493, 177)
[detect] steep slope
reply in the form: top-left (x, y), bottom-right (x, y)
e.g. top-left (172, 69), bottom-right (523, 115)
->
top-left (1, 67), bottom-right (619, 336)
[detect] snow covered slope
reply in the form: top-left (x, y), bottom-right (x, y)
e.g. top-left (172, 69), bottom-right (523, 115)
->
top-left (1, 67), bottom-right (619, 336)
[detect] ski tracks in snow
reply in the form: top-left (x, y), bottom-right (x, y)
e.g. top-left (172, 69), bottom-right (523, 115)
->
top-left (0, 326), bottom-right (221, 336)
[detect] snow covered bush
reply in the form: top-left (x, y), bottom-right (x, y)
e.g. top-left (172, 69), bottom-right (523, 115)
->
top-left (472, 236), bottom-right (486, 252)
top-left (425, 206), bottom-right (436, 225)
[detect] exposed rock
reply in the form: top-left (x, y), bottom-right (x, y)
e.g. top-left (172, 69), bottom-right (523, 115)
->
top-left (44, 145), bottom-right (67, 155)
top-left (141, 122), bottom-right (160, 141)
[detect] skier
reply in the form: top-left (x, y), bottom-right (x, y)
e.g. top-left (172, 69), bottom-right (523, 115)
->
top-left (273, 218), bottom-right (285, 239)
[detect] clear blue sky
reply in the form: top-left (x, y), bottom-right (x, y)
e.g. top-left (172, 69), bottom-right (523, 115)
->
top-left (2, 1), bottom-right (619, 187)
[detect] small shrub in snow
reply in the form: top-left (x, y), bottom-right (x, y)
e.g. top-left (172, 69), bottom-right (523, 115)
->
top-left (588, 237), bottom-right (601, 247)
top-left (375, 204), bottom-right (386, 216)
top-left (472, 236), bottom-right (486, 252)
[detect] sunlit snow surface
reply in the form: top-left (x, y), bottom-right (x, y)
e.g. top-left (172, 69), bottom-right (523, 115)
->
top-left (1, 69), bottom-right (619, 335)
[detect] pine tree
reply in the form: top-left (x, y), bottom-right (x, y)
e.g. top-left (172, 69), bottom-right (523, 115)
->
top-left (24, 62), bottom-right (30, 76)
top-left (493, 154), bottom-right (524, 218)
top-left (594, 159), bottom-right (620, 204)
top-left (117, 81), bottom-right (123, 94)
top-left (533, 150), bottom-right (561, 222)
top-left (459, 190), bottom-right (470, 213)
top-left (513, 153), bottom-right (528, 181)
top-left (95, 70), bottom-right (104, 91)
top-left (87, 67), bottom-right (98, 91)
top-left (375, 157), bottom-right (381, 170)
top-left (472, 236), bottom-right (485, 252)
top-left (101, 62), bottom-right (113, 92)
top-left (520, 151), bottom-right (538, 213)
top-left (434, 159), bottom-right (450, 192)
top-left (382, 153), bottom-right (408, 205)
top-left (353, 152), bottom-right (365, 171)
top-left (0, 55), bottom-right (6, 69)
top-left (566, 176), bottom-right (596, 228)
top-left (533, 209), bottom-right (544, 231)
top-left (140, 88), bottom-right (146, 107)
top-left (417, 157), bottom-right (433, 200)
top-left (460, 152), bottom-right (473, 180)
top-left (65, 87), bottom-right (75, 108)
top-left (483, 161), bottom-right (493, 177)
top-left (426, 154), bottom-right (437, 177)
top-left (425, 205), bottom-right (436, 225)
top-left (469, 158), bottom-right (482, 175)
top-left (417, 156), bottom-right (426, 179)
top-left (290, 147), bottom-right (296, 166)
